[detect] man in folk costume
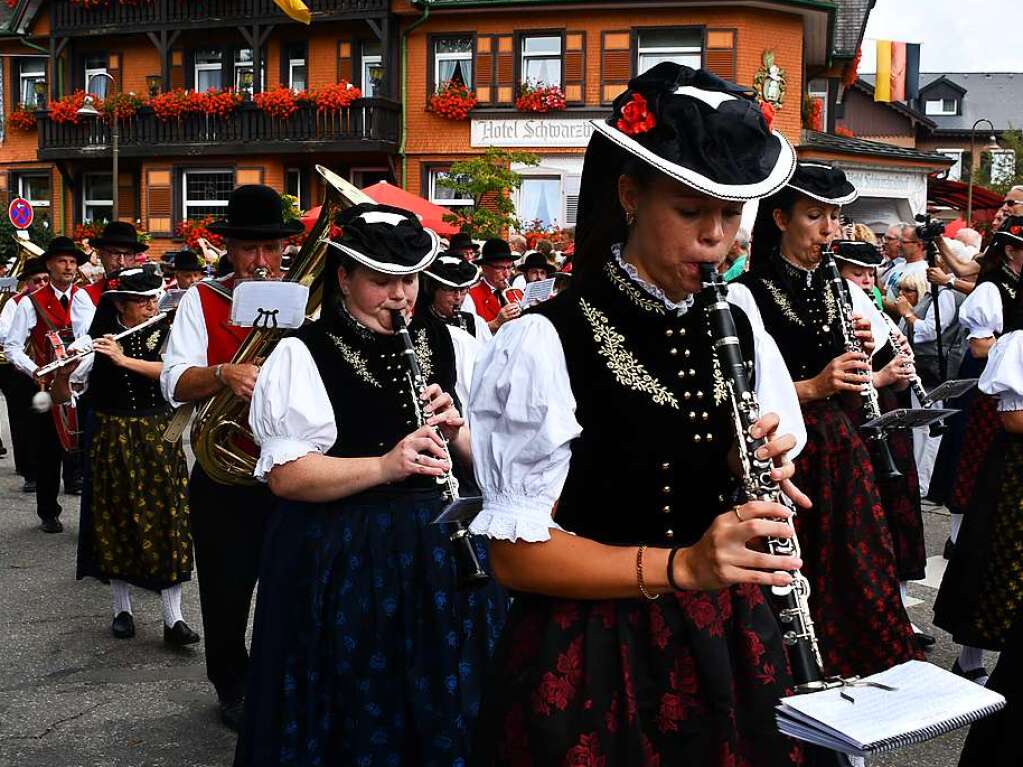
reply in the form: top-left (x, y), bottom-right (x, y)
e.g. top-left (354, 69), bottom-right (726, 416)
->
top-left (463, 237), bottom-right (521, 332)
top-left (3, 237), bottom-right (94, 533)
top-left (84, 221), bottom-right (150, 306)
top-left (161, 185), bottom-right (304, 731)
top-left (161, 249), bottom-right (206, 292)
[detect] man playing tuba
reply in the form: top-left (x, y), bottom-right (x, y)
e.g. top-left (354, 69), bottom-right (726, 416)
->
top-left (160, 184), bottom-right (304, 732)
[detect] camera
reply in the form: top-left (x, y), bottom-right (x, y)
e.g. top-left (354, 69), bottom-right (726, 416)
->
top-left (915, 213), bottom-right (946, 242)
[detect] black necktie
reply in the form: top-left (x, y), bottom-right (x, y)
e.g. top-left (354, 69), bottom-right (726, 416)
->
top-left (60, 294), bottom-right (69, 312)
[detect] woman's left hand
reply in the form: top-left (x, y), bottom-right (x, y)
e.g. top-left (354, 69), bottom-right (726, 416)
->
top-left (93, 335), bottom-right (127, 367)
top-left (875, 354), bottom-right (915, 389)
top-left (850, 313), bottom-right (875, 355)
top-left (421, 383), bottom-right (465, 442)
top-left (751, 411), bottom-right (812, 510)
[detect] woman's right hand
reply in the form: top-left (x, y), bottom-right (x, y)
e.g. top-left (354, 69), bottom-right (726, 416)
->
top-left (672, 502), bottom-right (802, 590)
top-left (813, 351), bottom-right (872, 398)
top-left (380, 424), bottom-right (450, 483)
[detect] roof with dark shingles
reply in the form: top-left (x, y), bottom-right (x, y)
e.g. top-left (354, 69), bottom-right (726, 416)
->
top-left (799, 130), bottom-right (953, 164)
top-left (832, 0), bottom-right (874, 58)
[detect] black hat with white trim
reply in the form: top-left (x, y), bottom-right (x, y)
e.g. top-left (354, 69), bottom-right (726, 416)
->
top-left (786, 162), bottom-right (859, 206)
top-left (830, 239), bottom-right (882, 268)
top-left (423, 252), bottom-right (481, 289)
top-left (581, 63), bottom-right (796, 210)
top-left (328, 203), bottom-right (441, 275)
top-left (104, 263), bottom-right (164, 298)
top-left (992, 215), bottom-right (1023, 249)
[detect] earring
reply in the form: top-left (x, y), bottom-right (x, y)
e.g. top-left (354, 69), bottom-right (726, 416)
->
top-left (625, 209), bottom-right (636, 226)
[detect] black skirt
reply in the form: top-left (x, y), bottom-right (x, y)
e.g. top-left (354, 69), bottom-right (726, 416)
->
top-left (949, 394), bottom-right (1001, 516)
top-left (473, 586), bottom-right (804, 767)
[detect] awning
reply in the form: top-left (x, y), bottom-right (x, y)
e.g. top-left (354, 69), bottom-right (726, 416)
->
top-left (927, 178), bottom-right (1004, 212)
top-left (300, 182), bottom-right (462, 237)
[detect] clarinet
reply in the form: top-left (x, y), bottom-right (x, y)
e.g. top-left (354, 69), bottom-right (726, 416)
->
top-left (700, 265), bottom-right (826, 691)
top-left (820, 248), bottom-right (902, 479)
top-left (390, 310), bottom-right (490, 589)
top-left (882, 313), bottom-right (946, 437)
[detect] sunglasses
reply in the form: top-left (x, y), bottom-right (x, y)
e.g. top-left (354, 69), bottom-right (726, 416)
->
top-left (1002, 199), bottom-right (1023, 207)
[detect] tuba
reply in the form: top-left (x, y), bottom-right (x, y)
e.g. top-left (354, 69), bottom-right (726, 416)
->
top-left (189, 165), bottom-right (373, 485)
top-left (0, 235), bottom-right (41, 365)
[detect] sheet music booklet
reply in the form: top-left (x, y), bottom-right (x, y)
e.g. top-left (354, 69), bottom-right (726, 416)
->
top-left (229, 281), bottom-right (308, 329)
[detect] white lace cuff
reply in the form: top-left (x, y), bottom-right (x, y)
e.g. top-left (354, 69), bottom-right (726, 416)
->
top-left (998, 394), bottom-right (1023, 413)
top-left (253, 437), bottom-right (320, 481)
top-left (470, 494), bottom-right (565, 542)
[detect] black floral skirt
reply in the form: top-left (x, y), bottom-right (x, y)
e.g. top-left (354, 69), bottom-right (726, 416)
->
top-left (949, 394), bottom-right (1000, 516)
top-left (794, 400), bottom-right (921, 679)
top-left (935, 433), bottom-right (1023, 650)
top-left (473, 585), bottom-right (804, 767)
top-left (76, 409), bottom-right (192, 591)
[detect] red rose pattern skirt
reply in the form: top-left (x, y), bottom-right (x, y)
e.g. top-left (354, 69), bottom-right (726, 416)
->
top-left (793, 400), bottom-right (922, 680)
top-left (473, 586), bottom-right (804, 767)
top-left (949, 394), bottom-right (1000, 516)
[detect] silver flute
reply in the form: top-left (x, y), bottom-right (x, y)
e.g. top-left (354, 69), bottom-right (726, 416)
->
top-left (700, 265), bottom-right (826, 690)
top-left (34, 312), bottom-right (168, 378)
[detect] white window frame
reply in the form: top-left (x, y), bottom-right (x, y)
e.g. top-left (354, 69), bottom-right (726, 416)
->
top-left (925, 98), bottom-right (958, 116)
top-left (937, 148), bottom-right (964, 182)
top-left (233, 49), bottom-right (265, 94)
top-left (182, 168), bottom-right (234, 221)
top-left (515, 174), bottom-right (563, 229)
top-left (433, 37), bottom-right (473, 90)
top-left (19, 60), bottom-right (46, 108)
top-left (428, 168), bottom-right (473, 209)
top-left (82, 172), bottom-right (113, 223)
top-left (520, 35), bottom-right (562, 88)
top-left (349, 167), bottom-right (390, 188)
top-left (85, 67), bottom-right (109, 98)
top-left (808, 78), bottom-right (829, 131)
top-left (991, 149), bottom-right (1016, 185)
top-left (288, 57), bottom-right (306, 91)
top-left (285, 168), bottom-right (302, 203)
top-left (194, 50), bottom-right (223, 91)
top-left (18, 173), bottom-right (51, 209)
top-left (362, 54), bottom-right (383, 97)
top-left (636, 29), bottom-right (702, 75)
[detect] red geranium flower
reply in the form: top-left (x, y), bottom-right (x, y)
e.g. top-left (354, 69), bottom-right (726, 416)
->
top-left (616, 92), bottom-right (656, 136)
top-left (760, 100), bottom-right (776, 131)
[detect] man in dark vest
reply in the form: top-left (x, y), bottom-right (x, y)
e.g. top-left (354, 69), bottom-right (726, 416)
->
top-left (85, 221), bottom-right (149, 305)
top-left (464, 238), bottom-right (522, 333)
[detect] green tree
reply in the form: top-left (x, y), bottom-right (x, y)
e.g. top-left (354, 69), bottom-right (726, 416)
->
top-left (437, 148), bottom-right (539, 238)
top-left (964, 128), bottom-right (1023, 195)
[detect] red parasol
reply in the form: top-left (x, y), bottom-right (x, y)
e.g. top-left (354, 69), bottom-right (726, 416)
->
top-left (299, 182), bottom-right (461, 237)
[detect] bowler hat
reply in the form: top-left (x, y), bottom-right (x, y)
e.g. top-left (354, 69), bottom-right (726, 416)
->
top-left (42, 236), bottom-right (88, 265)
top-left (448, 232), bottom-right (479, 253)
top-left (91, 221), bottom-right (149, 253)
top-left (161, 249), bottom-right (205, 273)
top-left (479, 238), bottom-right (515, 264)
top-left (517, 251), bottom-right (557, 276)
top-left (17, 256), bottom-right (48, 281)
top-left (207, 185), bottom-right (305, 241)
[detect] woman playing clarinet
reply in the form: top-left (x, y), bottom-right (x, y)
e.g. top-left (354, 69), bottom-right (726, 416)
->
top-left (730, 162), bottom-right (921, 679)
top-left (235, 204), bottom-right (508, 767)
top-left (469, 64), bottom-right (810, 766)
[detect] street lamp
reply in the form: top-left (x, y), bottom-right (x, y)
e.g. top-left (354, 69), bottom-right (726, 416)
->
top-left (77, 71), bottom-right (118, 222)
top-left (966, 118), bottom-right (1000, 225)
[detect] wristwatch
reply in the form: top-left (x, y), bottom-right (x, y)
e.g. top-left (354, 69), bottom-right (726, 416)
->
top-left (948, 276), bottom-right (957, 289)
top-left (214, 363), bottom-right (225, 385)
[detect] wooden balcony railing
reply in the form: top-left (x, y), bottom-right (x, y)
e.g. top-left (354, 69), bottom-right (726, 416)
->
top-left (53, 0), bottom-right (388, 36)
top-left (37, 99), bottom-right (400, 160)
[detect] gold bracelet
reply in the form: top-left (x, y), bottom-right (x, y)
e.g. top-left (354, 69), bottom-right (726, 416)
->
top-left (636, 545), bottom-right (660, 600)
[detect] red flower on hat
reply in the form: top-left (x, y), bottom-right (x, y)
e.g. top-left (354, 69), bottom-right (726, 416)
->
top-left (106, 279), bottom-right (119, 290)
top-left (760, 100), bottom-right (776, 131)
top-left (617, 93), bottom-right (656, 136)
top-left (1011, 225), bottom-right (1023, 236)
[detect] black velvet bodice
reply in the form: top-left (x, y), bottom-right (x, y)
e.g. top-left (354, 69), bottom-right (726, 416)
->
top-left (294, 307), bottom-right (458, 492)
top-left (532, 256), bottom-right (755, 547)
top-left (87, 318), bottom-right (170, 415)
top-left (979, 264), bottom-right (1020, 333)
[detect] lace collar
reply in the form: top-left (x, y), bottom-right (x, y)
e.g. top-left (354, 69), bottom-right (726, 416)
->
top-left (611, 244), bottom-right (694, 316)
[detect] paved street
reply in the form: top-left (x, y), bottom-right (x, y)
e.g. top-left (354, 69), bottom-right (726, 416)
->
top-left (0, 437), bottom-right (993, 766)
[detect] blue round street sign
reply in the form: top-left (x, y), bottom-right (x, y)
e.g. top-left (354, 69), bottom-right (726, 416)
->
top-left (8, 197), bottom-right (33, 230)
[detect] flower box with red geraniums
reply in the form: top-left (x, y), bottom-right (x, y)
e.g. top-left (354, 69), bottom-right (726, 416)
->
top-left (254, 86), bottom-right (299, 120)
top-left (49, 91), bottom-right (92, 125)
top-left (102, 91), bottom-right (147, 122)
top-left (312, 82), bottom-right (362, 114)
top-left (149, 88), bottom-right (242, 121)
top-left (515, 82), bottom-right (566, 114)
top-left (176, 216), bottom-right (224, 250)
top-left (73, 221), bottom-right (107, 246)
top-left (429, 80), bottom-right (477, 121)
top-left (7, 105), bottom-right (37, 132)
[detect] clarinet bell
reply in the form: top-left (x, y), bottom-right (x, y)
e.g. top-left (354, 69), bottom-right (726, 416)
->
top-left (451, 524), bottom-right (490, 590)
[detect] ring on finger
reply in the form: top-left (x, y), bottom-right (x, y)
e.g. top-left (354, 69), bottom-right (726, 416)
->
top-left (733, 505), bottom-right (744, 522)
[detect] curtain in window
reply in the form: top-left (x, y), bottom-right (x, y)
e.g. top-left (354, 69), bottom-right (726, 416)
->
top-left (438, 58), bottom-right (471, 87)
top-left (523, 58), bottom-right (561, 87)
top-left (519, 178), bottom-right (561, 227)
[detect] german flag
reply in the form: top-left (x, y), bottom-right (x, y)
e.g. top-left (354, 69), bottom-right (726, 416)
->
top-left (874, 40), bottom-right (920, 103)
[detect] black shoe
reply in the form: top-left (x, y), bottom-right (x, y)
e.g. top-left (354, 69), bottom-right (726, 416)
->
top-left (22, 479), bottom-right (36, 493)
top-left (0, 446), bottom-right (8, 458)
top-left (943, 537), bottom-right (955, 560)
top-left (952, 659), bottom-right (989, 686)
top-left (39, 518), bottom-right (63, 534)
top-left (914, 632), bottom-right (937, 651)
top-left (219, 698), bottom-right (244, 732)
top-left (64, 482), bottom-right (82, 496)
top-left (112, 611), bottom-right (135, 639)
top-left (163, 620), bottom-right (201, 647)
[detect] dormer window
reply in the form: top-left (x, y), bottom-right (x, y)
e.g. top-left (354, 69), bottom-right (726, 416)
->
top-left (925, 98), bottom-right (958, 116)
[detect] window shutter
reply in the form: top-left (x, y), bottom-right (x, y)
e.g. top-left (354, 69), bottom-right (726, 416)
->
top-left (337, 38), bottom-right (353, 83)
top-left (146, 168), bottom-right (173, 234)
top-left (118, 171), bottom-right (136, 222)
top-left (600, 31), bottom-right (631, 104)
top-left (563, 31), bottom-right (585, 104)
top-left (704, 29), bottom-right (737, 82)
top-left (494, 34), bottom-right (514, 105)
top-left (107, 52), bottom-right (123, 95)
top-left (170, 49), bottom-right (185, 90)
top-left (475, 35), bottom-right (493, 104)
top-left (223, 45), bottom-right (236, 91)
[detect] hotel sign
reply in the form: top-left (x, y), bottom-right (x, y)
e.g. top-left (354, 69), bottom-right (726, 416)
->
top-left (470, 118), bottom-right (596, 148)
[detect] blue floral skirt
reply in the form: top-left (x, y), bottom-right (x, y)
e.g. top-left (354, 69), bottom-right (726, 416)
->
top-left (234, 489), bottom-right (509, 767)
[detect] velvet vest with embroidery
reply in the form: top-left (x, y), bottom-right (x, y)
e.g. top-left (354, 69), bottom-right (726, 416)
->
top-left (737, 255), bottom-right (843, 382)
top-left (28, 285), bottom-right (79, 366)
top-left (87, 318), bottom-right (170, 415)
top-left (978, 265), bottom-right (1020, 334)
top-left (532, 257), bottom-right (755, 548)
top-left (294, 310), bottom-right (458, 492)
top-left (196, 279), bottom-right (253, 364)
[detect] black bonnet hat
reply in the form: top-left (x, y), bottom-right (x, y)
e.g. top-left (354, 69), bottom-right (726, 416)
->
top-left (207, 184), bottom-right (305, 241)
top-left (992, 215), bottom-right (1023, 249)
top-left (423, 252), bottom-right (481, 289)
top-left (42, 235), bottom-right (89, 265)
top-left (787, 162), bottom-right (859, 206)
top-left (92, 220), bottom-right (149, 253)
top-left (583, 63), bottom-right (796, 206)
top-left (830, 239), bottom-right (882, 268)
top-left (17, 256), bottom-right (48, 280)
top-left (105, 263), bottom-right (164, 297)
top-left (328, 203), bottom-right (441, 275)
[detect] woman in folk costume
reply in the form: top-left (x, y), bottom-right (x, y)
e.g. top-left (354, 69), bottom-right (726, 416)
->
top-left (52, 264), bottom-right (196, 644)
top-left (235, 204), bottom-right (508, 766)
top-left (934, 219), bottom-right (1023, 685)
top-left (731, 162), bottom-right (922, 678)
top-left (469, 63), bottom-right (810, 766)
top-left (417, 251), bottom-right (493, 343)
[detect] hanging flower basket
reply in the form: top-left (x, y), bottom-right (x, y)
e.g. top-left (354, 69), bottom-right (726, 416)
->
top-left (312, 81), bottom-right (363, 113)
top-left (429, 80), bottom-right (477, 121)
top-left (176, 216), bottom-right (224, 250)
top-left (254, 86), bottom-right (299, 120)
top-left (7, 104), bottom-right (37, 132)
top-left (49, 91), bottom-right (92, 125)
top-left (515, 82), bottom-right (566, 114)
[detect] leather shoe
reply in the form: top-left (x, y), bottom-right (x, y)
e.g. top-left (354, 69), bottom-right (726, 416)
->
top-left (64, 482), bottom-right (82, 496)
top-left (22, 479), bottom-right (36, 493)
top-left (112, 611), bottom-right (135, 639)
top-left (220, 698), bottom-right (244, 732)
top-left (943, 537), bottom-right (955, 560)
top-left (914, 631), bottom-right (937, 651)
top-left (40, 518), bottom-right (63, 534)
top-left (952, 659), bottom-right (989, 686)
top-left (163, 620), bottom-right (200, 647)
